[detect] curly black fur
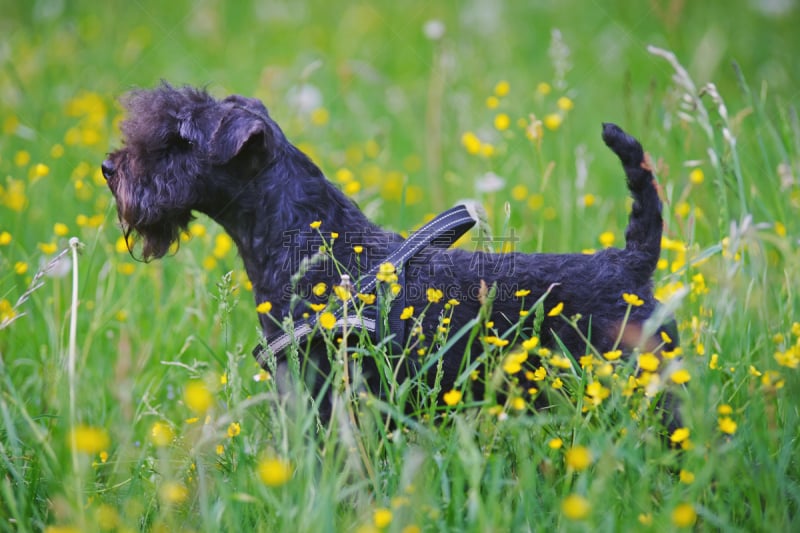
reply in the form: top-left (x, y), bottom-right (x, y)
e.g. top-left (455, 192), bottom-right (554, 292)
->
top-left (103, 83), bottom-right (679, 425)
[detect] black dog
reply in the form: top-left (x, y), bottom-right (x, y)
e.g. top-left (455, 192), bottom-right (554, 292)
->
top-left (103, 84), bottom-right (677, 421)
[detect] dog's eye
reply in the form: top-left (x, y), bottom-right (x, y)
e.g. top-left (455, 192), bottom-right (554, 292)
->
top-left (167, 134), bottom-right (193, 150)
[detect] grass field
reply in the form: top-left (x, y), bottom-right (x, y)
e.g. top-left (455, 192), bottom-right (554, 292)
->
top-left (2, 0), bottom-right (800, 530)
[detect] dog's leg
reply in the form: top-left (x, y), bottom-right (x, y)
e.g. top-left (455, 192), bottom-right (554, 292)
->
top-left (602, 123), bottom-right (662, 278)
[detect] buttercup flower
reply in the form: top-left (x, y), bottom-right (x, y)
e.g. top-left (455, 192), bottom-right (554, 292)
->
top-left (561, 494), bottom-right (590, 520)
top-left (69, 425), bottom-right (110, 454)
top-left (319, 312), bottom-right (337, 330)
top-left (622, 292), bottom-right (644, 306)
top-left (373, 508), bottom-right (393, 529)
top-left (443, 389), bottom-right (462, 406)
top-left (671, 503), bottom-right (697, 528)
top-left (565, 445), bottom-right (592, 471)
top-left (184, 381), bottom-right (213, 413)
top-left (258, 456), bottom-right (292, 487)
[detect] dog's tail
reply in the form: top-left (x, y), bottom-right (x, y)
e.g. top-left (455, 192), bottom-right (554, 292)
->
top-left (601, 123), bottom-right (662, 277)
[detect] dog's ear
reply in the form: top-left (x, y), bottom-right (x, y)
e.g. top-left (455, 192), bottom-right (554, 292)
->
top-left (210, 108), bottom-right (269, 166)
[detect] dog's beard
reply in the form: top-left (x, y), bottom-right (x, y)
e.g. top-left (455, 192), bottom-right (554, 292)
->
top-left (112, 188), bottom-right (192, 261)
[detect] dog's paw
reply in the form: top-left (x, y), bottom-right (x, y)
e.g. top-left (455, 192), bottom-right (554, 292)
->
top-left (602, 122), bottom-right (644, 167)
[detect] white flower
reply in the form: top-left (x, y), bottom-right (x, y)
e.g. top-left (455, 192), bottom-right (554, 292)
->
top-left (475, 171), bottom-right (505, 193)
top-left (423, 19), bottom-right (445, 40)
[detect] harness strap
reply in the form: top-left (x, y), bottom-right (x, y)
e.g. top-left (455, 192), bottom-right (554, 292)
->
top-left (253, 204), bottom-right (478, 365)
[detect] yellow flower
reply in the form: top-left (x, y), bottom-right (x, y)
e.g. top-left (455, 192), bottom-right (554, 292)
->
top-left (0, 231), bottom-right (11, 245)
top-left (638, 513), bottom-right (653, 526)
top-left (549, 355), bottom-right (572, 369)
top-left (333, 284), bottom-right (351, 301)
top-left (583, 193), bottom-right (596, 207)
top-left (622, 292), bottom-right (644, 306)
top-left (670, 368), bottom-right (691, 384)
top-left (330, 232), bottom-right (339, 239)
top-left (353, 245), bottom-right (364, 254)
top-left (638, 352), bottom-right (660, 372)
top-left (461, 131), bottom-right (482, 155)
top-left (216, 444), bottom-right (224, 455)
top-left (599, 231), bottom-right (615, 248)
top-left (670, 427), bottom-right (690, 444)
top-left (400, 306), bottom-right (414, 320)
top-left (585, 381), bottom-right (610, 404)
top-left (202, 256), bottom-right (218, 271)
top-left (319, 311), bottom-right (337, 330)
top-left (189, 222), bottom-right (207, 237)
top-left (494, 80), bottom-right (510, 97)
top-left (256, 301), bottom-right (272, 314)
top-left (160, 481), bottom-right (189, 505)
top-left (548, 437), bottom-right (563, 450)
top-left (511, 397), bottom-right (526, 410)
top-left (443, 389), bottom-right (462, 406)
top-left (14, 261), bottom-right (28, 275)
top-left (532, 367), bottom-right (547, 381)
top-left (212, 233), bottom-right (233, 259)
top-left (31, 163), bottom-right (50, 179)
top-left (502, 350), bottom-right (528, 374)
top-left (14, 150), bottom-right (30, 166)
top-left (374, 508), bottom-right (393, 529)
top-left (486, 95), bottom-right (499, 109)
top-left (227, 422), bottom-right (241, 438)
top-left (536, 82), bottom-right (552, 95)
top-left (689, 168), bottom-right (704, 185)
top-left (603, 350), bottom-right (622, 361)
top-left (679, 469), bottom-right (695, 484)
top-left (565, 445), bottom-right (592, 471)
top-left (69, 425), bottom-right (110, 454)
top-left (718, 416), bottom-right (737, 435)
top-left (53, 222), bottom-right (69, 236)
top-left (309, 220), bottom-right (322, 229)
top-left (312, 282), bottom-right (327, 297)
top-left (335, 168), bottom-right (354, 183)
top-left (376, 262), bottom-right (397, 283)
top-left (310, 107), bottom-right (329, 126)
top-left (484, 335), bottom-right (509, 347)
top-left (717, 404), bottom-right (733, 415)
top-left (522, 337), bottom-right (539, 351)
top-left (515, 289), bottom-right (531, 297)
top-left (426, 287), bottom-right (444, 303)
top-left (547, 302), bottom-right (564, 317)
top-left (184, 381), bottom-right (213, 413)
top-left (258, 456), bottom-right (292, 487)
top-left (671, 503), bottom-right (697, 528)
top-left (38, 242), bottom-right (58, 255)
top-left (357, 293), bottom-right (376, 305)
top-left (543, 113), bottom-right (562, 131)
top-left (561, 494), bottom-right (591, 521)
top-left (557, 96), bottom-right (574, 111)
top-left (254, 369), bottom-right (272, 382)
top-left (150, 421), bottom-right (175, 447)
top-left (511, 184), bottom-right (528, 201)
top-left (310, 303), bottom-right (327, 313)
top-left (494, 113), bottom-right (510, 131)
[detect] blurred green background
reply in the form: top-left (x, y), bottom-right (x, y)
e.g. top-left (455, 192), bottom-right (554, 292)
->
top-left (2, 1), bottom-right (800, 530)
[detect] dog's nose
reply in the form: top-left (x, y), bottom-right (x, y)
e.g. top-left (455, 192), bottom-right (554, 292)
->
top-left (101, 160), bottom-right (115, 180)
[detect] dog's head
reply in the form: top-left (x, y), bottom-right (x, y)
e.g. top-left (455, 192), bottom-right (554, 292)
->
top-left (102, 83), bottom-right (282, 259)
